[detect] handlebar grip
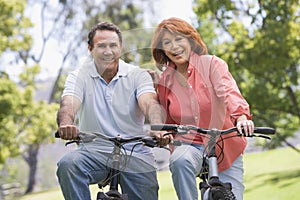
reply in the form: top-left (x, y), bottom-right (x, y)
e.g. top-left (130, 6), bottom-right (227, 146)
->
top-left (253, 127), bottom-right (275, 135)
top-left (54, 131), bottom-right (60, 138)
top-left (170, 140), bottom-right (182, 146)
top-left (142, 137), bottom-right (182, 147)
top-left (151, 124), bottom-right (178, 131)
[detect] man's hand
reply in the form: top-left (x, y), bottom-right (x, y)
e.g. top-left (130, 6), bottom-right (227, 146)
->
top-left (57, 125), bottom-right (79, 140)
top-left (148, 130), bottom-right (173, 146)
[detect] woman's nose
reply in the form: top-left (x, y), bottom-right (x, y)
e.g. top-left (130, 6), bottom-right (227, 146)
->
top-left (171, 40), bottom-right (179, 50)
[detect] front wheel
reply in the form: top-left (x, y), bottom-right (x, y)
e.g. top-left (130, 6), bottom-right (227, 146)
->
top-left (202, 187), bottom-right (236, 200)
top-left (97, 191), bottom-right (128, 200)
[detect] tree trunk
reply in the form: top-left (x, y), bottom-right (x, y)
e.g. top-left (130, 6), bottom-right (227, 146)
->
top-left (23, 144), bottom-right (39, 194)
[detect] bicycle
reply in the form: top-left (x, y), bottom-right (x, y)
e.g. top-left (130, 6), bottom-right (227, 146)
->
top-left (150, 124), bottom-right (275, 200)
top-left (55, 131), bottom-right (181, 200)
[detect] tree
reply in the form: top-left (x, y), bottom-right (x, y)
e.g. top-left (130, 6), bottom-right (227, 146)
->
top-left (17, 65), bottom-right (59, 193)
top-left (0, 74), bottom-right (22, 164)
top-left (1, 0), bottom-right (152, 192)
top-left (0, 0), bottom-right (32, 56)
top-left (0, 0), bottom-right (59, 193)
top-left (0, 0), bottom-right (32, 165)
top-left (194, 0), bottom-right (300, 150)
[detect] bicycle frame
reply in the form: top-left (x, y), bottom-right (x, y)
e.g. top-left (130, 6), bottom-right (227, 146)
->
top-left (55, 131), bottom-right (178, 200)
top-left (151, 124), bottom-right (275, 200)
top-left (199, 128), bottom-right (236, 200)
top-left (96, 135), bottom-right (129, 200)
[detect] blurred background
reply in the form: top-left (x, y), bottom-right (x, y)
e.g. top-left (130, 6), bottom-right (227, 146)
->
top-left (0, 0), bottom-right (299, 199)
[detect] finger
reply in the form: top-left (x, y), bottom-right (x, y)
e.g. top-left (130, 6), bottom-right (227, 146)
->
top-left (236, 121), bottom-right (243, 134)
top-left (248, 121), bottom-right (254, 135)
top-left (244, 121), bottom-right (254, 136)
top-left (242, 121), bottom-right (249, 135)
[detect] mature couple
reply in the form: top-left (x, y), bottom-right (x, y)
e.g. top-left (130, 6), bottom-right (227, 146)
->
top-left (56, 18), bottom-right (254, 200)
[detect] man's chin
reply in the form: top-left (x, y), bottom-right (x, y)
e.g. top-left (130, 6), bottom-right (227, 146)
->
top-left (103, 60), bottom-right (118, 68)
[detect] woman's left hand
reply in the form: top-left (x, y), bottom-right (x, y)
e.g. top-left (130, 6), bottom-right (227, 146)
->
top-left (236, 115), bottom-right (254, 136)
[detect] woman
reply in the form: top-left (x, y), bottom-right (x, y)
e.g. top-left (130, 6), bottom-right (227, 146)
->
top-left (151, 17), bottom-right (254, 200)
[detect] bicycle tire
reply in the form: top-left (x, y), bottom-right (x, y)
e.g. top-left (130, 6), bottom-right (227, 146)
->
top-left (97, 191), bottom-right (128, 200)
top-left (203, 186), bottom-right (236, 200)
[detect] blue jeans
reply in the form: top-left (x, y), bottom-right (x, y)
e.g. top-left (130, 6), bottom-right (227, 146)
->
top-left (56, 144), bottom-right (159, 200)
top-left (169, 144), bottom-right (244, 200)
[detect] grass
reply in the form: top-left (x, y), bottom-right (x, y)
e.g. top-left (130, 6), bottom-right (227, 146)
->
top-left (243, 147), bottom-right (300, 200)
top-left (19, 146), bottom-right (300, 200)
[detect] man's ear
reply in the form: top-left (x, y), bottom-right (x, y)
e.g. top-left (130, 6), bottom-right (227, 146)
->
top-left (88, 45), bottom-right (93, 52)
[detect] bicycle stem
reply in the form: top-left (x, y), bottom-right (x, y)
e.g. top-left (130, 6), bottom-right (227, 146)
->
top-left (109, 141), bottom-right (121, 191)
top-left (207, 128), bottom-right (219, 179)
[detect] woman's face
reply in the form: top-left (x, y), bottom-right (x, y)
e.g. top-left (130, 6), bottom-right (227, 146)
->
top-left (161, 31), bottom-right (191, 69)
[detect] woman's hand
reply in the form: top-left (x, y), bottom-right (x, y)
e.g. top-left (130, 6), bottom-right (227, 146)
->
top-left (236, 115), bottom-right (254, 136)
top-left (147, 69), bottom-right (160, 90)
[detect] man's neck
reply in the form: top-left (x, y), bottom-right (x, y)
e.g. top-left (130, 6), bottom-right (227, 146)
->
top-left (95, 63), bottom-right (118, 84)
top-left (101, 70), bottom-right (118, 84)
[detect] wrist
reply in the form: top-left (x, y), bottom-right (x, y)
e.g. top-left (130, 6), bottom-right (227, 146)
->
top-left (236, 114), bottom-right (247, 123)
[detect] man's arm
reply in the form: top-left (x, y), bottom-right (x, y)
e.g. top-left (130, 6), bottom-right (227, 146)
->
top-left (138, 92), bottom-right (165, 124)
top-left (57, 95), bottom-right (81, 140)
top-left (138, 92), bottom-right (172, 145)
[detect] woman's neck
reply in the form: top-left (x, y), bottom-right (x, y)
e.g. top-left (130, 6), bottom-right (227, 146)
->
top-left (175, 63), bottom-right (189, 79)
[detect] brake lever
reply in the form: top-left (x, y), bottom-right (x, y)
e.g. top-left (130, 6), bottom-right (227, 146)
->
top-left (255, 134), bottom-right (271, 140)
top-left (65, 140), bottom-right (80, 146)
top-left (236, 133), bottom-right (271, 140)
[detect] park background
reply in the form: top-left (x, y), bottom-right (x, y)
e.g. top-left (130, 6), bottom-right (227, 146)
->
top-left (0, 0), bottom-right (300, 199)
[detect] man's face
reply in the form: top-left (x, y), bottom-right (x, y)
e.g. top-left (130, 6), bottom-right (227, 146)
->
top-left (89, 30), bottom-right (122, 71)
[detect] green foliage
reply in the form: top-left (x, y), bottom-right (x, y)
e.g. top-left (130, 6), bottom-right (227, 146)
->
top-left (0, 72), bottom-right (59, 165)
top-left (0, 76), bottom-right (21, 163)
top-left (16, 101), bottom-right (58, 146)
top-left (19, 64), bottom-right (41, 87)
top-left (0, 0), bottom-right (33, 55)
top-left (194, 0), bottom-right (300, 148)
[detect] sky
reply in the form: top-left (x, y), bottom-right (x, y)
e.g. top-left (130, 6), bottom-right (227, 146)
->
top-left (1, 0), bottom-right (194, 81)
top-left (151, 0), bottom-right (194, 24)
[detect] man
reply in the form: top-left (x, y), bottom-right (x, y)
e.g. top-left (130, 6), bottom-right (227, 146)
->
top-left (56, 22), bottom-right (171, 200)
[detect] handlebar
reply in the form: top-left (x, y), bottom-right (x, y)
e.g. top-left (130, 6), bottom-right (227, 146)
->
top-left (151, 124), bottom-right (275, 139)
top-left (54, 131), bottom-right (181, 147)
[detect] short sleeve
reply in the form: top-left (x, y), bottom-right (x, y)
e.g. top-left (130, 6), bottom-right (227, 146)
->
top-left (62, 69), bottom-right (84, 103)
top-left (134, 69), bottom-right (156, 98)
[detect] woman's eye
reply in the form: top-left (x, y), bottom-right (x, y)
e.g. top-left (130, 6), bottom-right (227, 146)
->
top-left (175, 37), bottom-right (183, 41)
top-left (163, 41), bottom-right (170, 46)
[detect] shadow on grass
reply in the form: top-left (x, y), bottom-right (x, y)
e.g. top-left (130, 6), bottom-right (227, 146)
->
top-left (245, 168), bottom-right (300, 193)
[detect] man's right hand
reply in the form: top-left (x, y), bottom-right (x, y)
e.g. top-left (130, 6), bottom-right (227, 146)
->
top-left (57, 125), bottom-right (79, 140)
top-left (148, 130), bottom-right (173, 146)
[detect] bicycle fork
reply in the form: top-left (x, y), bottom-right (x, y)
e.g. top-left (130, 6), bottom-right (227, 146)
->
top-left (199, 129), bottom-right (235, 200)
top-left (97, 143), bottom-right (128, 200)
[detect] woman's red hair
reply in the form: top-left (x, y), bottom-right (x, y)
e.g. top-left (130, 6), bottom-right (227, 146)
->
top-left (151, 17), bottom-right (208, 71)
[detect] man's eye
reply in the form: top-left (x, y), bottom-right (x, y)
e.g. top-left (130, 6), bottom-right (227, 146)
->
top-left (110, 44), bottom-right (118, 47)
top-left (98, 44), bottom-right (106, 48)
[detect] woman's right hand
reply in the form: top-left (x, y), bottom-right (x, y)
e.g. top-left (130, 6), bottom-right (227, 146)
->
top-left (147, 70), bottom-right (160, 90)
